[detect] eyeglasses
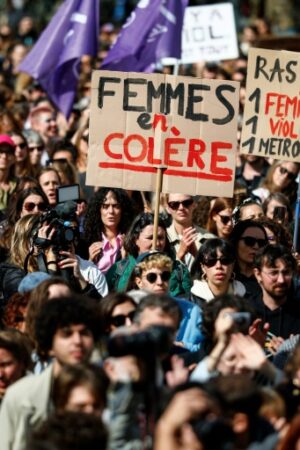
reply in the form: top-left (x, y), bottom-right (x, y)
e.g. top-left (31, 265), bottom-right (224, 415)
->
top-left (261, 269), bottom-right (293, 280)
top-left (240, 236), bottom-right (267, 248)
top-left (23, 202), bottom-right (46, 212)
top-left (145, 271), bottom-right (171, 283)
top-left (101, 203), bottom-right (121, 210)
top-left (29, 145), bottom-right (44, 152)
top-left (203, 256), bottom-right (234, 268)
top-left (168, 199), bottom-right (194, 210)
top-left (218, 214), bottom-right (232, 225)
top-left (110, 311), bottom-right (136, 327)
top-left (279, 166), bottom-right (297, 180)
top-left (16, 142), bottom-right (27, 150)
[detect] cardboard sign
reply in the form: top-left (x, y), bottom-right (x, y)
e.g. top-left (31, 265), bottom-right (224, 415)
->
top-left (86, 70), bottom-right (239, 197)
top-left (181, 3), bottom-right (239, 64)
top-left (241, 47), bottom-right (300, 162)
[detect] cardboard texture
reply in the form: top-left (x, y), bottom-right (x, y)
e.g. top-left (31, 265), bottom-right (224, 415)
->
top-left (181, 3), bottom-right (239, 64)
top-left (86, 70), bottom-right (239, 197)
top-left (241, 47), bottom-right (300, 162)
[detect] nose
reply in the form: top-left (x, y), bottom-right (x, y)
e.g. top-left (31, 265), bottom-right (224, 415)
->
top-left (215, 259), bottom-right (222, 267)
top-left (72, 332), bottom-right (82, 345)
top-left (277, 272), bottom-right (285, 282)
top-left (125, 317), bottom-right (132, 326)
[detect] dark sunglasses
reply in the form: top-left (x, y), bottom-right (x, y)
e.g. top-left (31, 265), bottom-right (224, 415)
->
top-left (240, 236), bottom-right (267, 248)
top-left (29, 145), bottom-right (44, 152)
top-left (203, 256), bottom-right (234, 268)
top-left (23, 202), bottom-right (46, 212)
top-left (81, 135), bottom-right (89, 143)
top-left (168, 199), bottom-right (194, 210)
top-left (110, 311), bottom-right (136, 327)
top-left (279, 166), bottom-right (297, 180)
top-left (218, 214), bottom-right (232, 225)
top-left (145, 271), bottom-right (171, 283)
top-left (16, 142), bottom-right (27, 150)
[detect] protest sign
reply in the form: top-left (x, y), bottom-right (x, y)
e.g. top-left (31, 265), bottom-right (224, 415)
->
top-left (181, 3), bottom-right (239, 64)
top-left (241, 47), bottom-right (300, 162)
top-left (86, 70), bottom-right (239, 197)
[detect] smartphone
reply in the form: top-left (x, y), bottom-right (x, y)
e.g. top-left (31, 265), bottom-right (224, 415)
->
top-left (56, 184), bottom-right (80, 203)
top-left (273, 206), bottom-right (286, 222)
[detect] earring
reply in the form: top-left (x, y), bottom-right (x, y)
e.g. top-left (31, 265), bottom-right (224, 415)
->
top-left (230, 272), bottom-right (236, 281)
top-left (201, 273), bottom-right (208, 281)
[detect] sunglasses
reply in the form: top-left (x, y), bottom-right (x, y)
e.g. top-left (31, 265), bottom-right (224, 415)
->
top-left (29, 145), bottom-right (44, 152)
top-left (110, 311), bottom-right (136, 327)
top-left (145, 271), bottom-right (171, 283)
top-left (240, 236), bottom-right (267, 248)
top-left (203, 256), bottom-right (234, 268)
top-left (168, 199), bottom-right (194, 210)
top-left (81, 135), bottom-right (89, 143)
top-left (218, 214), bottom-right (232, 225)
top-left (16, 142), bottom-right (27, 150)
top-left (279, 166), bottom-right (297, 180)
top-left (23, 202), bottom-right (46, 212)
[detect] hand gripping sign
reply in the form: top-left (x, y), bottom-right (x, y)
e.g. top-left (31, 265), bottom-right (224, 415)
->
top-left (86, 70), bottom-right (239, 198)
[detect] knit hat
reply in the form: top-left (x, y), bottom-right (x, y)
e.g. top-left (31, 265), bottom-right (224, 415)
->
top-left (18, 272), bottom-right (51, 294)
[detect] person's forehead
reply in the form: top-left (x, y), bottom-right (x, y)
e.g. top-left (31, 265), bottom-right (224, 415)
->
top-left (242, 204), bottom-right (262, 214)
top-left (241, 226), bottom-right (265, 237)
top-left (168, 193), bottom-right (193, 202)
top-left (263, 257), bottom-right (289, 269)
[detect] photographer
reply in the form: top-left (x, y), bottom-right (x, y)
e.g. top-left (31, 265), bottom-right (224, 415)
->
top-left (32, 204), bottom-right (108, 299)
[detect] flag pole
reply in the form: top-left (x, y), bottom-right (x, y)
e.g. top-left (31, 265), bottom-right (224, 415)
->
top-left (152, 166), bottom-right (167, 250)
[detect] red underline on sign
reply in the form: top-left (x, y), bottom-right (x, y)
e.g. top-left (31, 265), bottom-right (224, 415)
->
top-left (99, 162), bottom-right (232, 182)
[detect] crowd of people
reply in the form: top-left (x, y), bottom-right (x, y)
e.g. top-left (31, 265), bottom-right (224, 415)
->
top-left (1, 1), bottom-right (300, 450)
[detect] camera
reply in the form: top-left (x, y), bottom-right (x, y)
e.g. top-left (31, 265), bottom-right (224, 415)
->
top-left (228, 312), bottom-right (251, 333)
top-left (34, 184), bottom-right (80, 253)
top-left (107, 325), bottom-right (174, 358)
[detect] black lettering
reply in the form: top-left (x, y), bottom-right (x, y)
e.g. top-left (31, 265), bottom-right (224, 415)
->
top-left (286, 60), bottom-right (298, 83)
top-left (213, 84), bottom-right (236, 125)
top-left (269, 58), bottom-right (285, 83)
top-left (137, 113), bottom-right (152, 130)
top-left (269, 138), bottom-right (277, 156)
top-left (123, 78), bottom-right (147, 112)
top-left (186, 84), bottom-right (210, 121)
top-left (258, 138), bottom-right (269, 154)
top-left (98, 77), bottom-right (121, 108)
top-left (165, 83), bottom-right (185, 116)
top-left (147, 82), bottom-right (166, 113)
top-left (254, 56), bottom-right (268, 80)
top-left (292, 141), bottom-right (300, 158)
top-left (282, 138), bottom-right (291, 157)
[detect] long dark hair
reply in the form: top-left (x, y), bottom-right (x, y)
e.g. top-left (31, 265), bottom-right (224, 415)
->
top-left (191, 238), bottom-right (235, 280)
top-left (83, 188), bottom-right (133, 245)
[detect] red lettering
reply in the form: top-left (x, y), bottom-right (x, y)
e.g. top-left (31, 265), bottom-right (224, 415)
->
top-left (152, 114), bottom-right (168, 132)
top-left (210, 142), bottom-right (232, 176)
top-left (275, 94), bottom-right (286, 117)
top-left (147, 137), bottom-right (162, 165)
top-left (124, 134), bottom-right (147, 162)
top-left (187, 139), bottom-right (205, 169)
top-left (164, 138), bottom-right (185, 167)
top-left (103, 133), bottom-right (123, 159)
top-left (270, 117), bottom-right (282, 135)
top-left (265, 92), bottom-right (277, 115)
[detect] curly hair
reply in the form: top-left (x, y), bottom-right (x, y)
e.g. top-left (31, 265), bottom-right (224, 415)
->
top-left (34, 296), bottom-right (99, 356)
top-left (83, 188), bottom-right (133, 245)
top-left (2, 292), bottom-right (30, 330)
top-left (9, 214), bottom-right (41, 272)
top-left (0, 329), bottom-right (33, 373)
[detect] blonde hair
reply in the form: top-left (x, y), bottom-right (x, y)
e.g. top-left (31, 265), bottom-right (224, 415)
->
top-left (9, 214), bottom-right (40, 271)
top-left (137, 254), bottom-right (173, 273)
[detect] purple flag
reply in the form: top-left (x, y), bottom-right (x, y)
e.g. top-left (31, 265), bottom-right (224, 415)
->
top-left (19, 0), bottom-right (99, 118)
top-left (101, 0), bottom-right (188, 73)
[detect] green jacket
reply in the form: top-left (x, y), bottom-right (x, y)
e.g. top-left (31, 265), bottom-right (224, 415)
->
top-left (105, 255), bottom-right (192, 298)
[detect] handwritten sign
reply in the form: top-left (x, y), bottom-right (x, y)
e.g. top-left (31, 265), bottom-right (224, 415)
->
top-left (241, 47), bottom-right (300, 162)
top-left (181, 3), bottom-right (239, 64)
top-left (86, 70), bottom-right (239, 197)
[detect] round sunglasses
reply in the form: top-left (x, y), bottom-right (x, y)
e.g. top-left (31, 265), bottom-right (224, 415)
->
top-left (144, 271), bottom-right (171, 283)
